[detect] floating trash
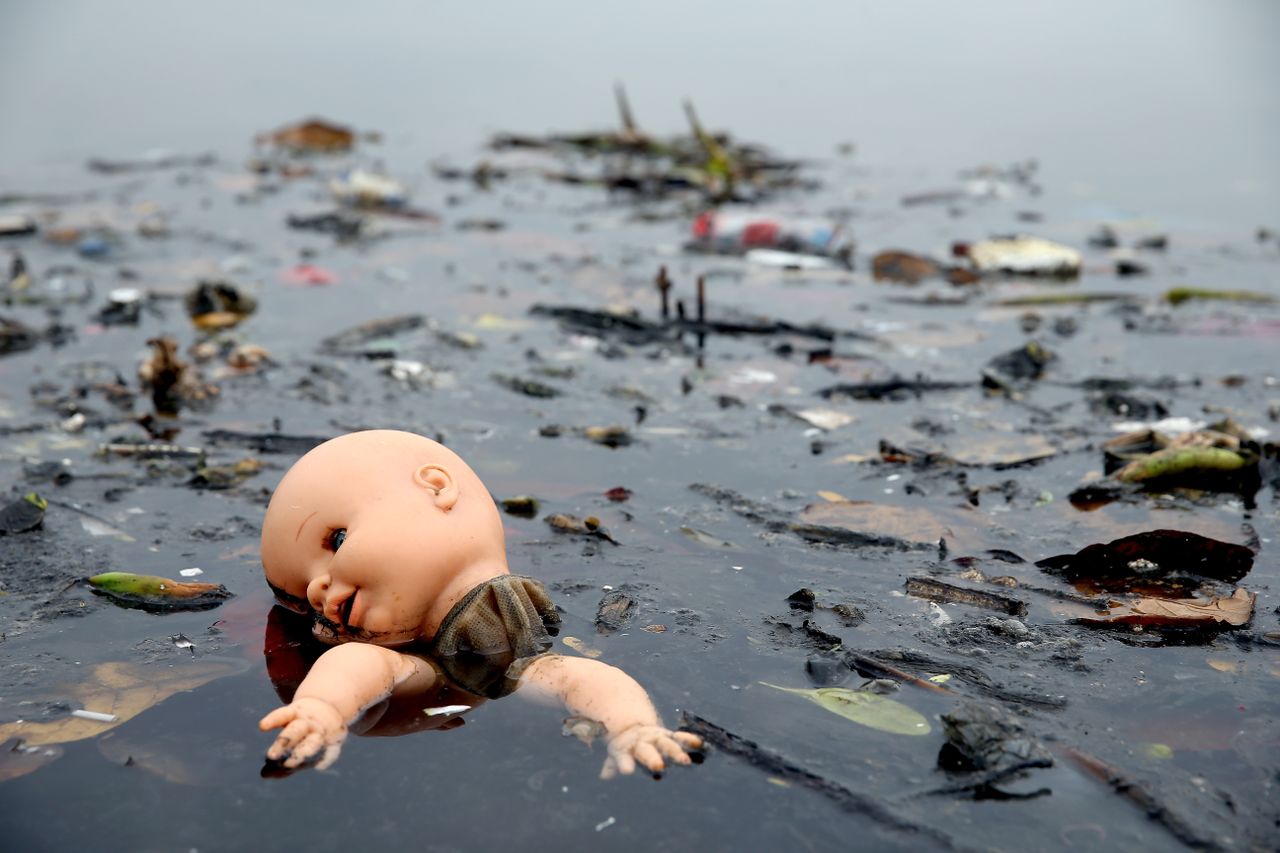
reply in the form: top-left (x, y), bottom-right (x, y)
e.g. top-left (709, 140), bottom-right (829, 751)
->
top-left (87, 572), bottom-right (234, 612)
top-left (964, 235), bottom-right (1081, 277)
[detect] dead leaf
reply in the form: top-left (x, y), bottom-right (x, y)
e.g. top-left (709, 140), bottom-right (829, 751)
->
top-left (562, 636), bottom-right (602, 659)
top-left (680, 526), bottom-right (737, 549)
top-left (258, 118), bottom-right (354, 153)
top-left (1076, 588), bottom-right (1255, 628)
top-left (1206, 658), bottom-right (1243, 674)
top-left (1036, 530), bottom-right (1254, 584)
top-left (943, 432), bottom-right (1057, 467)
top-left (800, 500), bottom-right (997, 553)
top-left (0, 659), bottom-right (245, 746)
top-left (872, 250), bottom-right (942, 284)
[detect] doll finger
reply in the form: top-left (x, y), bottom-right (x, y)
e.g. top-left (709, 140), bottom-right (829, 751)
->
top-left (599, 756), bottom-right (618, 781)
top-left (265, 737), bottom-right (288, 762)
top-left (268, 719), bottom-right (311, 758)
top-left (634, 742), bottom-right (665, 774)
top-left (258, 706), bottom-right (297, 731)
top-left (316, 742), bottom-right (343, 771)
top-left (284, 732), bottom-right (324, 768)
top-left (672, 731), bottom-right (704, 751)
top-left (611, 749), bottom-right (637, 776)
top-left (656, 737), bottom-right (692, 765)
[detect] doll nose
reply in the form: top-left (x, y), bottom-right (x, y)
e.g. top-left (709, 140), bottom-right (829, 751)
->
top-left (306, 574), bottom-right (332, 613)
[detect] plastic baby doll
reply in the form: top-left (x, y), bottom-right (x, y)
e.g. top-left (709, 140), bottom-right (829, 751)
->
top-left (258, 429), bottom-right (702, 777)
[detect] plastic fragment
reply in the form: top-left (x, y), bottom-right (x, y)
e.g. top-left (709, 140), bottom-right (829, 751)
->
top-left (967, 236), bottom-right (1081, 277)
top-left (70, 710), bottom-right (118, 723)
top-left (330, 169), bottom-right (407, 208)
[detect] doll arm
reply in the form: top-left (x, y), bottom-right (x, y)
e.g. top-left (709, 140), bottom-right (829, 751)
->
top-left (259, 643), bottom-right (437, 769)
top-left (517, 654), bottom-right (703, 779)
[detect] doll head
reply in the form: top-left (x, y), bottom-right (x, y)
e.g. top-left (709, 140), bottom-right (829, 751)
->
top-left (261, 430), bottom-right (510, 646)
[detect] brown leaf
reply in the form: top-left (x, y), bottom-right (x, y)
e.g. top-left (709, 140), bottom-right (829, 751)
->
top-left (1077, 588), bottom-right (1255, 628)
top-left (872, 250), bottom-right (942, 284)
top-left (258, 118), bottom-right (354, 153)
top-left (799, 501), bottom-right (997, 553)
top-left (942, 432), bottom-right (1057, 467)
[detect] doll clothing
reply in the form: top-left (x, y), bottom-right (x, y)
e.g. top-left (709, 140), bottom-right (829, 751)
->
top-left (429, 575), bottom-right (561, 698)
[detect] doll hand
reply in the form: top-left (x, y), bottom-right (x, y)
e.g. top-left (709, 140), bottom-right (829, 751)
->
top-left (600, 724), bottom-right (704, 780)
top-left (259, 697), bottom-right (348, 770)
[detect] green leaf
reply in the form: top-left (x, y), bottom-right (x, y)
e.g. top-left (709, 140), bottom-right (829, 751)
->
top-left (87, 572), bottom-right (233, 612)
top-left (1114, 446), bottom-right (1250, 483)
top-left (760, 682), bottom-right (932, 736)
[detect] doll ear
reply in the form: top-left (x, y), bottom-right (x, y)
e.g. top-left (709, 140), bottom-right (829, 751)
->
top-left (414, 464), bottom-right (458, 511)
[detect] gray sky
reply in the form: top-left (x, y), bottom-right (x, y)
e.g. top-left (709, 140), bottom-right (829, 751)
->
top-left (2, 0), bottom-right (1277, 224)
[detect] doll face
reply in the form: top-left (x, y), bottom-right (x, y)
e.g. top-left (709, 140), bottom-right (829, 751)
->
top-left (263, 472), bottom-right (440, 645)
top-left (261, 431), bottom-right (505, 646)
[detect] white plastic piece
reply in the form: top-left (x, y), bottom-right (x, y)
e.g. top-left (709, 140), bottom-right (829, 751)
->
top-left (71, 709), bottom-right (118, 723)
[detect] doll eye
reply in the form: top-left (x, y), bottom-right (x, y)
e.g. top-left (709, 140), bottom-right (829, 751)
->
top-left (325, 528), bottom-right (347, 552)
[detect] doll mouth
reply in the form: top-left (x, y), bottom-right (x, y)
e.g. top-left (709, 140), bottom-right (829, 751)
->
top-left (337, 589), bottom-right (359, 631)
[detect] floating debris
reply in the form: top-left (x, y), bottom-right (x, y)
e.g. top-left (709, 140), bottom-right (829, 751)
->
top-left (1036, 529), bottom-right (1254, 585)
top-left (138, 336), bottom-right (218, 414)
top-left (904, 577), bottom-right (1029, 617)
top-left (872, 250), bottom-right (942, 284)
top-left (190, 457), bottom-right (264, 490)
top-left (96, 287), bottom-right (144, 326)
top-left (279, 263), bottom-right (337, 286)
top-left (545, 513), bottom-right (618, 545)
top-left (500, 496), bottom-right (540, 517)
top-left (931, 701), bottom-right (1053, 794)
top-left (69, 709), bottom-right (118, 723)
top-left (1075, 588), bottom-right (1255, 629)
top-left (595, 590), bottom-right (637, 634)
top-left (87, 151), bottom-right (215, 174)
top-left (87, 571), bottom-right (234, 612)
top-left (582, 425), bottom-right (631, 448)
top-left (679, 526), bottom-right (736, 549)
top-left (562, 636), bottom-right (603, 659)
top-left (1163, 287), bottom-right (1275, 306)
top-left (320, 314), bottom-right (426, 357)
top-left (768, 405), bottom-right (856, 431)
top-left (287, 210), bottom-right (370, 241)
top-left (492, 373), bottom-right (562, 399)
top-left (0, 492), bottom-right (47, 535)
top-left (984, 340), bottom-right (1056, 384)
top-left (964, 236), bottom-right (1081, 277)
top-left (0, 215), bottom-right (38, 237)
top-left (330, 169), bottom-right (408, 208)
top-left (257, 118), bottom-right (355, 153)
top-left (760, 683), bottom-right (931, 736)
top-left (689, 210), bottom-right (852, 267)
top-left (185, 280), bottom-right (257, 331)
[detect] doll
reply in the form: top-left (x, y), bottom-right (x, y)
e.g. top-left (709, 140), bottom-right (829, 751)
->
top-left (258, 429), bottom-right (702, 777)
